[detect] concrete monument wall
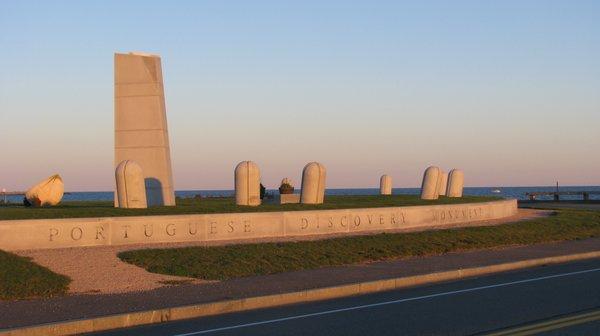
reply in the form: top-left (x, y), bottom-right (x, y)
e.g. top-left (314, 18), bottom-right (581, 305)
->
top-left (114, 52), bottom-right (175, 207)
top-left (0, 199), bottom-right (517, 251)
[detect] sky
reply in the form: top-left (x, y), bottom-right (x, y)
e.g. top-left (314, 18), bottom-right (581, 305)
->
top-left (1, 1), bottom-right (599, 191)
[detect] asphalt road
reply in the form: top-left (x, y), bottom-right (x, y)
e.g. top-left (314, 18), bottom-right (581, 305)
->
top-left (90, 259), bottom-right (600, 336)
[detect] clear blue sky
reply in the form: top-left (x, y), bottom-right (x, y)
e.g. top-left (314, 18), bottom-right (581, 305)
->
top-left (1, 0), bottom-right (599, 191)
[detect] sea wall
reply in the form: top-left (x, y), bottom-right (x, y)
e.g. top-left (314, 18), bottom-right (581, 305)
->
top-left (0, 199), bottom-right (517, 251)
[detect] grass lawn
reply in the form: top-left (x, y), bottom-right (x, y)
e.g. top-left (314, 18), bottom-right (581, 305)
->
top-left (0, 250), bottom-right (70, 300)
top-left (118, 209), bottom-right (600, 281)
top-left (0, 195), bottom-right (499, 220)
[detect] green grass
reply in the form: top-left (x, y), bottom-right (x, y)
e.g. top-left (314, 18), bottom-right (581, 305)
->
top-left (0, 195), bottom-right (499, 220)
top-left (118, 209), bottom-right (600, 281)
top-left (0, 250), bottom-right (71, 300)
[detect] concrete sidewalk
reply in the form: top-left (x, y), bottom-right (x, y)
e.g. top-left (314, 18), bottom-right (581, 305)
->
top-left (519, 200), bottom-right (600, 211)
top-left (1, 238), bottom-right (599, 331)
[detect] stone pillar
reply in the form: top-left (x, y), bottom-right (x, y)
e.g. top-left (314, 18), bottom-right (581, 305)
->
top-left (380, 175), bottom-right (392, 195)
top-left (300, 162), bottom-right (326, 204)
top-left (437, 171), bottom-right (448, 196)
top-left (235, 161), bottom-right (261, 206)
top-left (420, 166), bottom-right (440, 200)
top-left (447, 169), bottom-right (465, 197)
top-left (114, 52), bottom-right (175, 207)
top-left (115, 160), bottom-right (148, 209)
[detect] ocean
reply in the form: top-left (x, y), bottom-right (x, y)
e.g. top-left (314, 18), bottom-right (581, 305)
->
top-left (4, 186), bottom-right (600, 203)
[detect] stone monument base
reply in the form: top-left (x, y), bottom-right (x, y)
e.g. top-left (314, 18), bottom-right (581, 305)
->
top-left (263, 194), bottom-right (301, 205)
top-left (280, 194), bottom-right (300, 204)
top-left (0, 199), bottom-right (517, 251)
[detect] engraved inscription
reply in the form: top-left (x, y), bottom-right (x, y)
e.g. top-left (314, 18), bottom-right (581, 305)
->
top-left (166, 224), bottom-right (176, 236)
top-left (301, 218), bottom-right (309, 229)
top-left (340, 216), bottom-right (348, 227)
top-left (188, 222), bottom-right (198, 235)
top-left (433, 207), bottom-right (484, 223)
top-left (96, 226), bottom-right (105, 240)
top-left (297, 212), bottom-right (408, 231)
top-left (122, 225), bottom-right (131, 238)
top-left (207, 219), bottom-right (253, 235)
top-left (144, 224), bottom-right (153, 237)
top-left (35, 202), bottom-right (507, 249)
top-left (70, 227), bottom-right (83, 240)
top-left (49, 228), bottom-right (59, 241)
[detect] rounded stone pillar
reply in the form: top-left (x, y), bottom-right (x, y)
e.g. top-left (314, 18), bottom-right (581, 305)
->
top-left (437, 171), bottom-right (448, 196)
top-left (380, 175), bottom-right (392, 195)
top-left (115, 160), bottom-right (147, 209)
top-left (300, 162), bottom-right (326, 204)
top-left (235, 161), bottom-right (261, 206)
top-left (447, 169), bottom-right (465, 197)
top-left (420, 166), bottom-right (440, 200)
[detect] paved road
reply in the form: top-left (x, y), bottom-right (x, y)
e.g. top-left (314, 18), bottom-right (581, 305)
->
top-left (90, 259), bottom-right (600, 336)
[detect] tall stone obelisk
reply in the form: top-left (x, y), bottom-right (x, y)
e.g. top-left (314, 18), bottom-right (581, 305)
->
top-left (114, 52), bottom-right (175, 206)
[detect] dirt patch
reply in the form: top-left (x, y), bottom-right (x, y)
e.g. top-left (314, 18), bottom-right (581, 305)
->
top-left (17, 245), bottom-right (203, 295)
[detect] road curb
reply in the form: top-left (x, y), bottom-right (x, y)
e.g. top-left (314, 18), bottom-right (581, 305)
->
top-left (3, 251), bottom-right (599, 336)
